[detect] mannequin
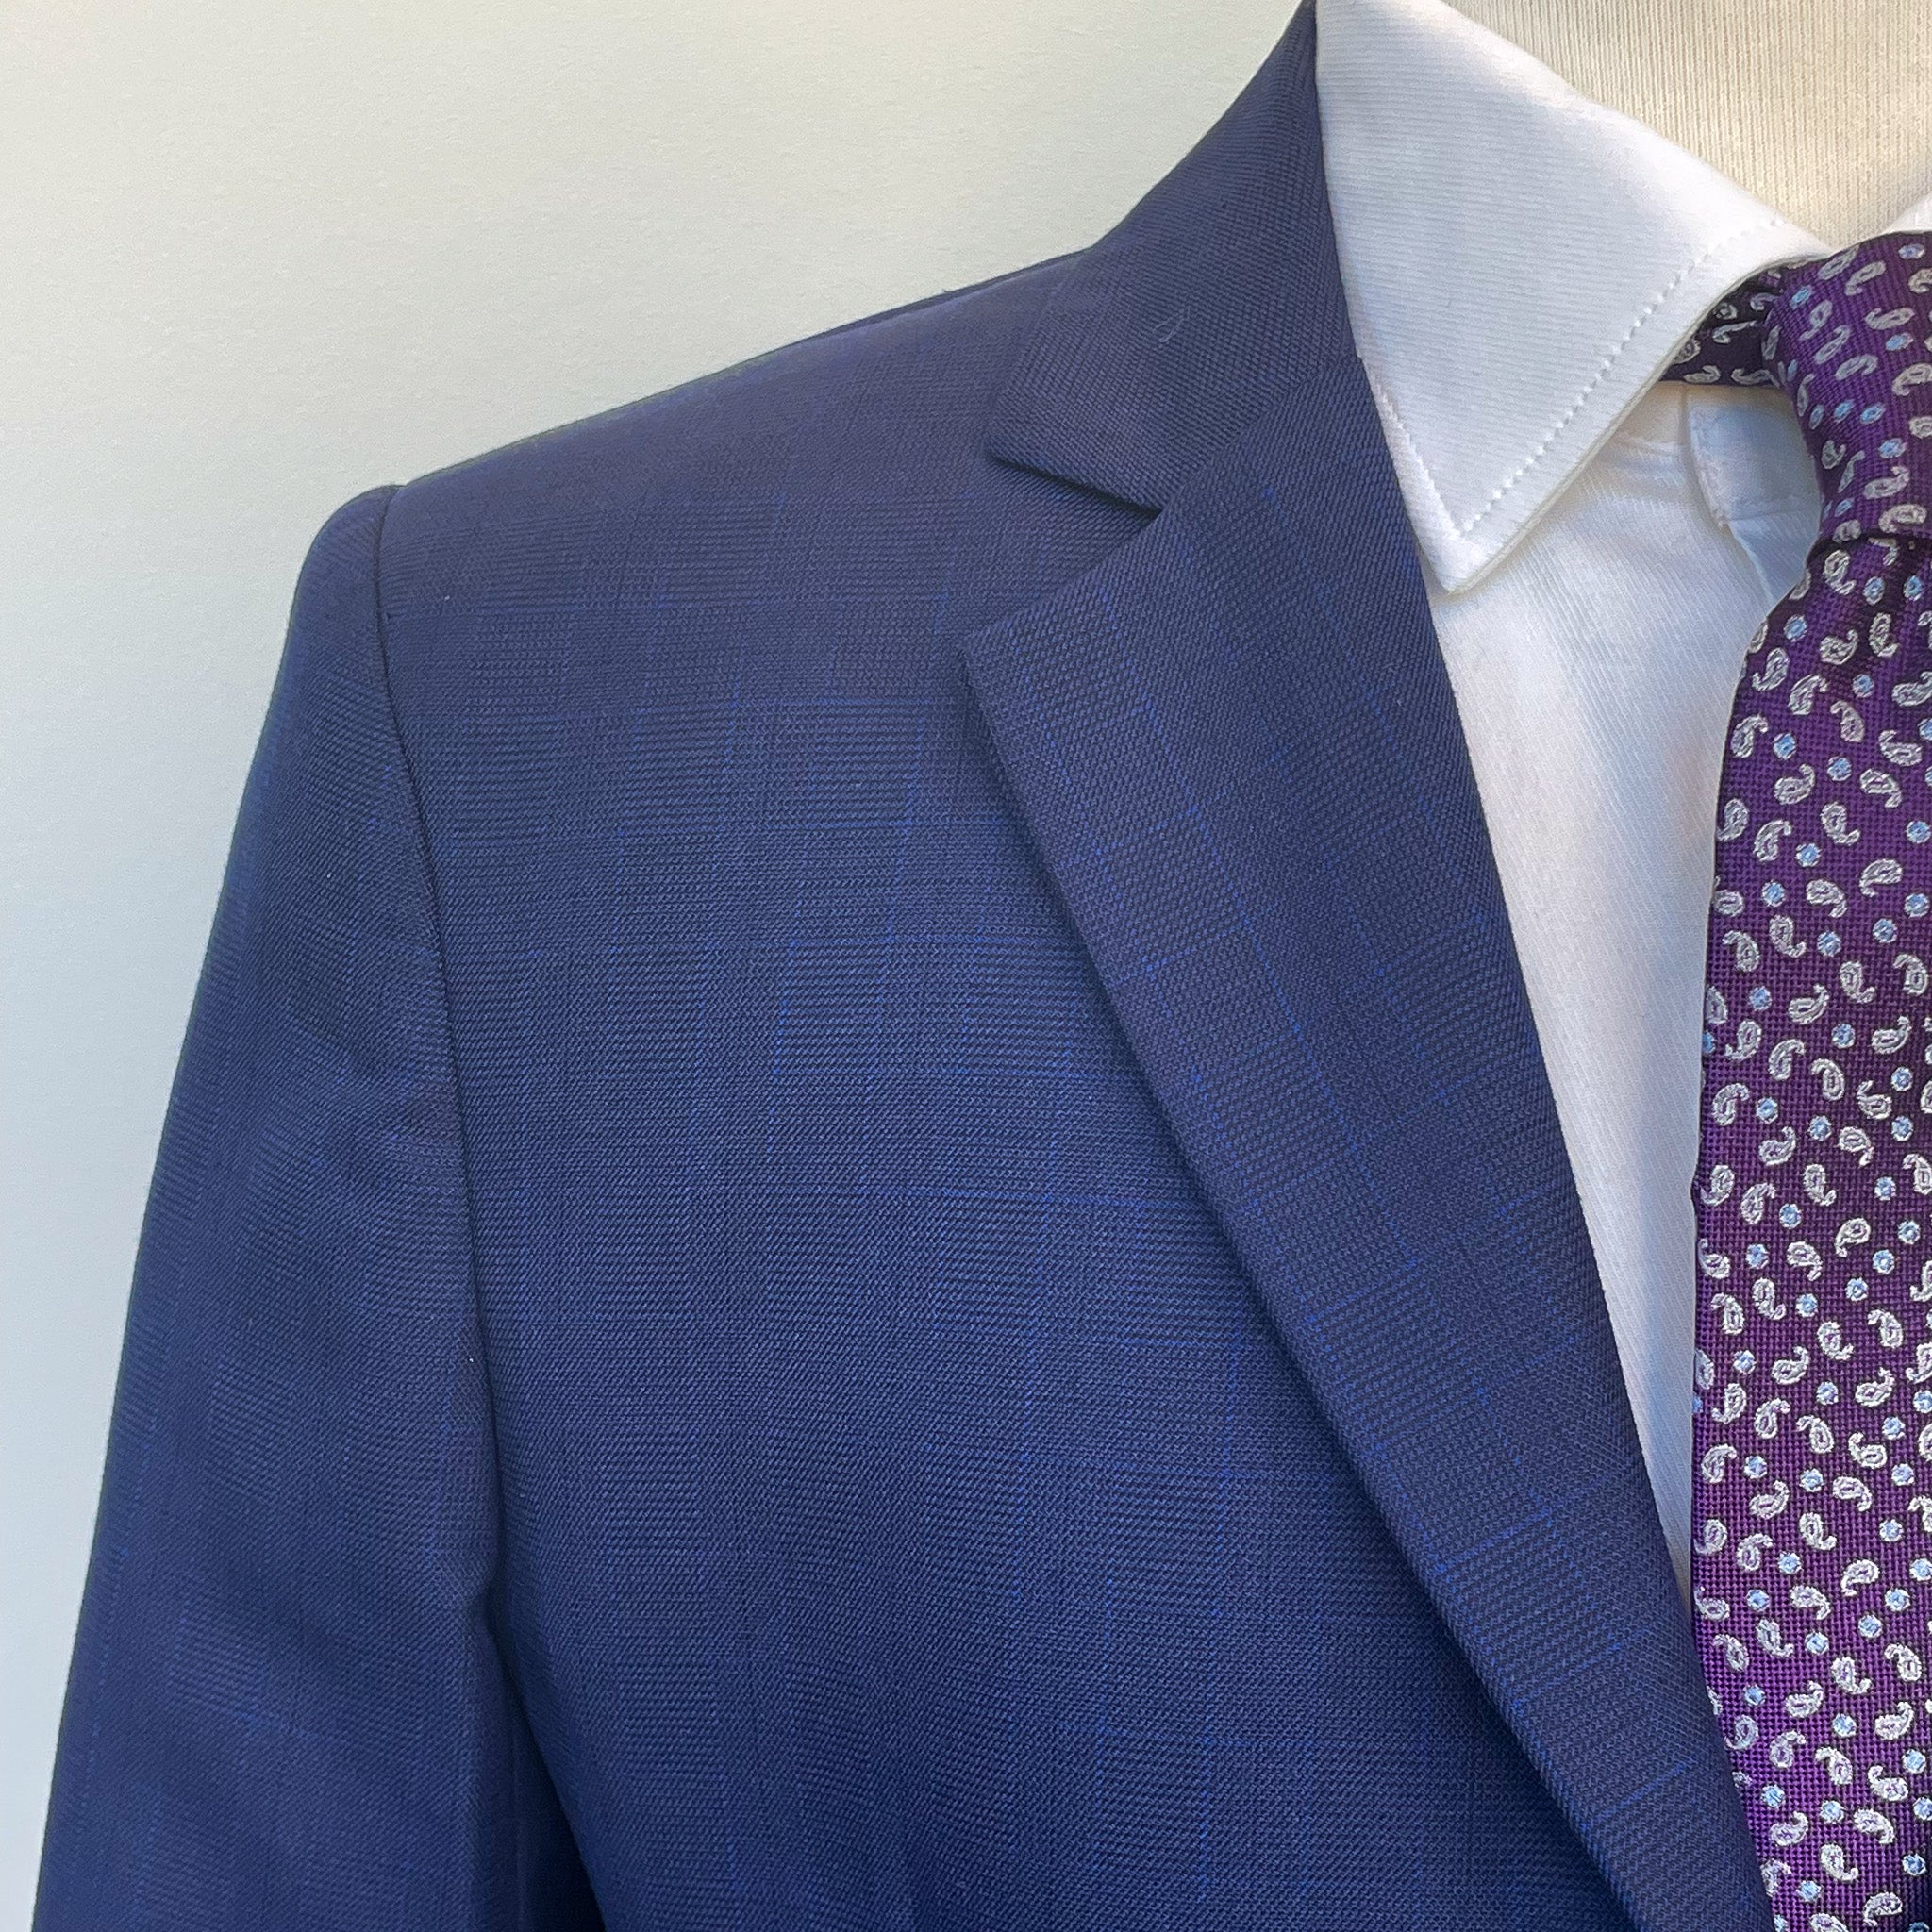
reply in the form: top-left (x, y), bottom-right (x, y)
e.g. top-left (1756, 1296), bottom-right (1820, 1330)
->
top-left (1449, 0), bottom-right (1932, 242)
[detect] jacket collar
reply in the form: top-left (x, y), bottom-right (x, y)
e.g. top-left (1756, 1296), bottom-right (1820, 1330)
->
top-left (987, 0), bottom-right (1835, 588)
top-left (963, 9), bottom-right (1772, 1929)
top-left (983, 4), bottom-right (1355, 512)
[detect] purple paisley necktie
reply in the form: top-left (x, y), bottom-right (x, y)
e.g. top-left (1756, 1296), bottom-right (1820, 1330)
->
top-left (1674, 232), bottom-right (1932, 1932)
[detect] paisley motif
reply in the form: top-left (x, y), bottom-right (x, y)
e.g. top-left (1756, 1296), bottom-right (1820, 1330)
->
top-left (1677, 233), bottom-right (1932, 1932)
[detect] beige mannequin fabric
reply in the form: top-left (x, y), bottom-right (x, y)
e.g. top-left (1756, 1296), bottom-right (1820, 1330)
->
top-left (1449, 0), bottom-right (1932, 242)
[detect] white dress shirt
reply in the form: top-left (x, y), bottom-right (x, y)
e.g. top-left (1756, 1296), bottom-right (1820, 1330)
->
top-left (1313, 0), bottom-right (1932, 1584)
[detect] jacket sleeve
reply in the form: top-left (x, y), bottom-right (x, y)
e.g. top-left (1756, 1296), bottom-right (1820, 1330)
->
top-left (33, 488), bottom-right (601, 1929)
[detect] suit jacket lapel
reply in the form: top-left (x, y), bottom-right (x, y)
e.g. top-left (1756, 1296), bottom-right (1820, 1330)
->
top-left (958, 11), bottom-right (1771, 1931)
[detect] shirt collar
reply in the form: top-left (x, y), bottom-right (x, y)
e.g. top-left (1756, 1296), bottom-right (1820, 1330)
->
top-left (1313, 0), bottom-right (1850, 591)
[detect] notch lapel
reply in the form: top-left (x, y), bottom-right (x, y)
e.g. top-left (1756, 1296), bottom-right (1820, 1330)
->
top-left (958, 10), bottom-right (1771, 1931)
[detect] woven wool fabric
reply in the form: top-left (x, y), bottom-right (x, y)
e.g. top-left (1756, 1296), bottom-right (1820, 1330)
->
top-left (35, 10), bottom-right (1770, 1932)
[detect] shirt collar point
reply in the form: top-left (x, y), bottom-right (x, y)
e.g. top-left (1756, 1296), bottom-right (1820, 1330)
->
top-left (1386, 215), bottom-right (1829, 595)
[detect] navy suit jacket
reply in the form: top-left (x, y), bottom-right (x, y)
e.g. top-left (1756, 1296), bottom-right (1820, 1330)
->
top-left (35, 10), bottom-right (1774, 1930)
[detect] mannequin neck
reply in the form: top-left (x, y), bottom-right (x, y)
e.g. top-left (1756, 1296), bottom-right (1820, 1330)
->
top-left (1448, 0), bottom-right (1932, 243)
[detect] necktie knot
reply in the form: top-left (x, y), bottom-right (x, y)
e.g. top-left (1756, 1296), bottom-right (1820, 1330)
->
top-left (1668, 232), bottom-right (1932, 549)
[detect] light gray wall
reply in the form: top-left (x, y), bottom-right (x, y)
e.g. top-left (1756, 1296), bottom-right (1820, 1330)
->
top-left (1, 0), bottom-right (1291, 1918)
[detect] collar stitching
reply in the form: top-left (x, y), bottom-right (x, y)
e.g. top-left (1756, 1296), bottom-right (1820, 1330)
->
top-left (1373, 214), bottom-right (1807, 545)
